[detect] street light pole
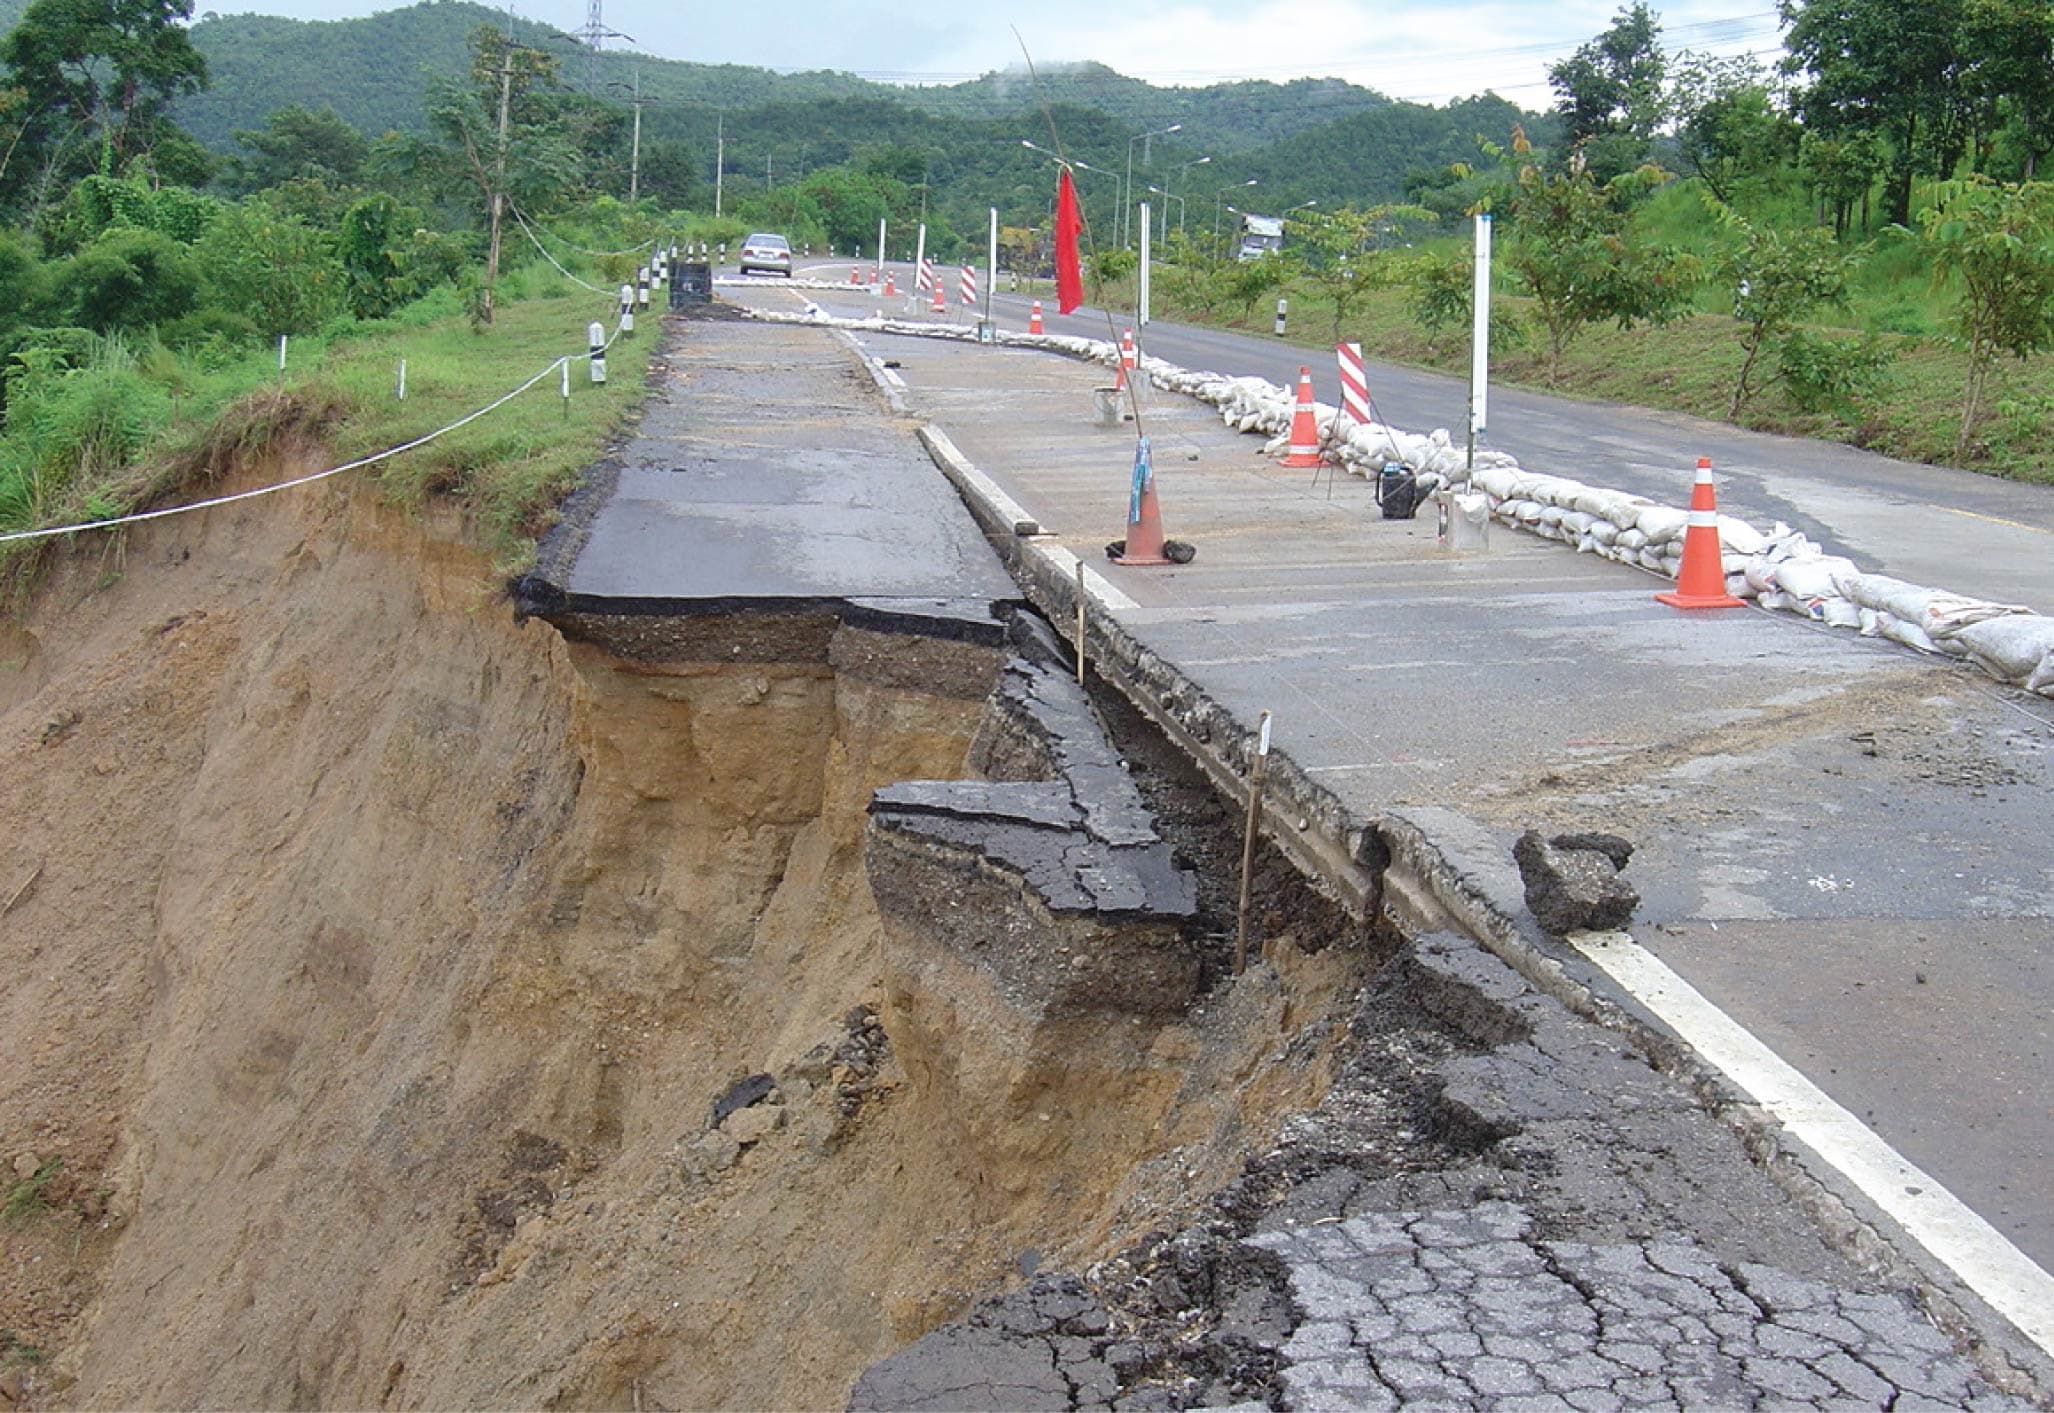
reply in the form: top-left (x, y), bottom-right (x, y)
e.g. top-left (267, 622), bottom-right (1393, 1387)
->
top-left (1124, 122), bottom-right (1181, 250)
top-left (1163, 156), bottom-right (1210, 241)
top-left (1214, 178), bottom-right (1259, 247)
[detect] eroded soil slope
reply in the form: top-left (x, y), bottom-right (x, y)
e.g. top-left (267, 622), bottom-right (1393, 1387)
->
top-left (0, 460), bottom-right (1361, 1410)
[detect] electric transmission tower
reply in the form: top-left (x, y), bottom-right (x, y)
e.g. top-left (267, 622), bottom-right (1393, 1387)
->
top-left (577, 0), bottom-right (632, 94)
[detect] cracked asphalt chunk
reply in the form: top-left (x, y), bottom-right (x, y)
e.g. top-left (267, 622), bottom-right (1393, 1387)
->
top-left (1250, 1207), bottom-right (2027, 1411)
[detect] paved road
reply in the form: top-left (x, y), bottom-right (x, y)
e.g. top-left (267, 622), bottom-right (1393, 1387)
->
top-left (731, 274), bottom-right (2054, 1382)
top-left (799, 260), bottom-right (2054, 615)
top-left (527, 312), bottom-right (1014, 620)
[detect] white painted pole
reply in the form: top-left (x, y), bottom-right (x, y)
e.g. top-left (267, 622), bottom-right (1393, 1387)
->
top-left (1471, 212), bottom-right (1493, 441)
top-left (985, 205), bottom-right (998, 333)
top-left (277, 334), bottom-right (287, 374)
top-left (1138, 201), bottom-right (1151, 335)
top-left (396, 358), bottom-right (406, 400)
top-left (912, 222), bottom-right (927, 296)
top-left (875, 217), bottom-right (887, 287)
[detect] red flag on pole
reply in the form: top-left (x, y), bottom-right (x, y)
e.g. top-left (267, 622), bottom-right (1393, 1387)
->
top-left (1054, 167), bottom-right (1084, 315)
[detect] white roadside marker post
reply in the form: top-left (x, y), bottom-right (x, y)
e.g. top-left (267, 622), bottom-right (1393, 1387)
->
top-left (1468, 211), bottom-right (1492, 483)
top-left (1235, 711), bottom-right (1274, 975)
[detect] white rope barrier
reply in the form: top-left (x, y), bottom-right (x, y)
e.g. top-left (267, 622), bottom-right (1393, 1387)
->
top-left (0, 311), bottom-right (631, 546)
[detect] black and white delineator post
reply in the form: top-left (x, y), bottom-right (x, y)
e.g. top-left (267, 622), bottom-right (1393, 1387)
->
top-left (619, 283), bottom-right (634, 334)
top-left (1274, 298), bottom-right (1287, 337)
top-left (589, 322), bottom-right (606, 383)
top-left (636, 269), bottom-right (650, 308)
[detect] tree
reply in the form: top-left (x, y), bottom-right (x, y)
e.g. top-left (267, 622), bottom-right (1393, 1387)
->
top-left (227, 104), bottom-right (367, 193)
top-left (1289, 202), bottom-right (1432, 341)
top-left (1710, 201), bottom-right (1869, 416)
top-left (0, 0), bottom-right (208, 208)
top-left (196, 197), bottom-right (346, 336)
top-left (1668, 53), bottom-right (1799, 206)
top-left (1798, 129), bottom-right (1886, 235)
top-left (1549, 2), bottom-right (1666, 175)
top-left (1961, 0), bottom-right (2054, 179)
top-left (1920, 177), bottom-right (2054, 459)
top-left (56, 226), bottom-right (199, 331)
top-left (424, 26), bottom-right (580, 323)
top-left (1505, 132), bottom-right (1695, 383)
top-left (1781, 0), bottom-right (1973, 228)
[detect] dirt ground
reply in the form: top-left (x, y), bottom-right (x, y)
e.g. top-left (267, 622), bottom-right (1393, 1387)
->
top-left (0, 451), bottom-right (1378, 1411)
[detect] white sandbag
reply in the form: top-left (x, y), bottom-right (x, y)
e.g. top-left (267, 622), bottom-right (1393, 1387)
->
top-left (1819, 597), bottom-right (1863, 629)
top-left (1636, 506), bottom-right (1689, 542)
top-left (1875, 613), bottom-right (1939, 653)
top-left (1716, 517), bottom-right (1768, 557)
top-left (1840, 573), bottom-right (1939, 624)
top-left (1473, 466), bottom-right (1519, 500)
top-left (1587, 521), bottom-right (1619, 546)
top-left (1772, 556), bottom-right (1858, 601)
top-left (1617, 528), bottom-right (1648, 552)
top-left (1947, 615), bottom-right (2054, 683)
top-left (1727, 573), bottom-right (1757, 600)
top-left (1925, 595), bottom-right (2034, 639)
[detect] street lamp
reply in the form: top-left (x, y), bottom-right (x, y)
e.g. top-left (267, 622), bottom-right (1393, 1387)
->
top-left (1123, 122), bottom-right (1182, 250)
top-left (1286, 200), bottom-right (1320, 219)
top-left (1214, 178), bottom-right (1259, 244)
top-left (1020, 138), bottom-right (1114, 179)
top-left (1023, 139), bottom-right (1116, 240)
top-left (1163, 155), bottom-right (1211, 240)
top-left (1146, 185), bottom-right (1186, 244)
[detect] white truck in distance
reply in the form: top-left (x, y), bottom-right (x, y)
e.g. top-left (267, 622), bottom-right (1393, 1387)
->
top-left (1236, 214), bottom-right (1284, 261)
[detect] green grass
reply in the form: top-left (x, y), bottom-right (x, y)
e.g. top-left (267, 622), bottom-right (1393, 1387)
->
top-left (0, 265), bottom-right (657, 594)
top-left (2, 1157), bottom-right (60, 1225)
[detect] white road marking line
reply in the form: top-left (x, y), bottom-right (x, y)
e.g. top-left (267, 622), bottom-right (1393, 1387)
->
top-left (1570, 928), bottom-right (2054, 1359)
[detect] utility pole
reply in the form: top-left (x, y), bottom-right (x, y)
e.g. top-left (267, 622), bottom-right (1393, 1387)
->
top-left (628, 68), bottom-right (641, 203)
top-left (715, 112), bottom-right (724, 217)
top-left (485, 47), bottom-right (514, 325)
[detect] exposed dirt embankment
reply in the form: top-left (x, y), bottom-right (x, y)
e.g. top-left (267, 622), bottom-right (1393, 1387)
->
top-left (0, 456), bottom-right (1374, 1410)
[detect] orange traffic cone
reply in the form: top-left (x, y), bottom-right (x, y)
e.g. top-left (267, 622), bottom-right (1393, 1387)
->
top-left (1280, 367), bottom-right (1324, 468)
top-left (850, 266), bottom-right (861, 285)
top-left (931, 280), bottom-right (945, 315)
top-left (1114, 437), bottom-right (1171, 566)
top-left (1029, 300), bottom-right (1044, 334)
top-left (1114, 328), bottom-right (1137, 391)
top-left (1656, 458), bottom-right (1745, 609)
top-left (884, 271), bottom-right (897, 296)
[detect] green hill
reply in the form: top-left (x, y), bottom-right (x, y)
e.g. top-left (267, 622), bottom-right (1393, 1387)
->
top-left (161, 1), bottom-right (1386, 161)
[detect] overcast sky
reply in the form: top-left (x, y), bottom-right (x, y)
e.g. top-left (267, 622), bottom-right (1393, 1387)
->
top-left (213, 0), bottom-right (1787, 107)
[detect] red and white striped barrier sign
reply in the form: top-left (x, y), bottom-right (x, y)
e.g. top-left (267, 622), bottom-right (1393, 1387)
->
top-left (960, 263), bottom-right (977, 306)
top-left (917, 256), bottom-right (935, 292)
top-left (1338, 342), bottom-right (1370, 425)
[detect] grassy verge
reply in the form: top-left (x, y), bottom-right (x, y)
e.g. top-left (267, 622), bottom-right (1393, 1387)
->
top-left (0, 270), bottom-right (656, 596)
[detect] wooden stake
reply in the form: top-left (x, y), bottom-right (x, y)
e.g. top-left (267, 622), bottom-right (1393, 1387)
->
top-left (1234, 711), bottom-right (1272, 975)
